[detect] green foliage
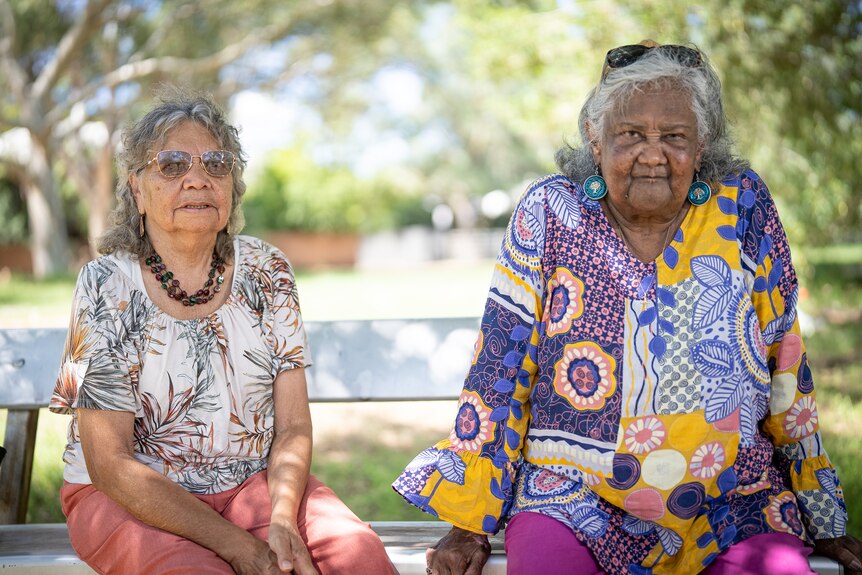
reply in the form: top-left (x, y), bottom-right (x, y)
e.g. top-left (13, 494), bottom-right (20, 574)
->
top-left (243, 146), bottom-right (428, 234)
top-left (806, 244), bottom-right (862, 305)
top-left (700, 0), bottom-right (862, 246)
top-left (0, 178), bottom-right (28, 244)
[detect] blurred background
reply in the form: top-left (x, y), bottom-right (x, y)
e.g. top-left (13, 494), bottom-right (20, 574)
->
top-left (0, 0), bottom-right (860, 537)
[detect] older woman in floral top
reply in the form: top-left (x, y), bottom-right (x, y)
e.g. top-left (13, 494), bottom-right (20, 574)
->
top-left (394, 42), bottom-right (862, 575)
top-left (50, 91), bottom-right (393, 575)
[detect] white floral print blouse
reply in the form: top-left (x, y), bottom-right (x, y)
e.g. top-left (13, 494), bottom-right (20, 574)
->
top-left (50, 236), bottom-right (310, 494)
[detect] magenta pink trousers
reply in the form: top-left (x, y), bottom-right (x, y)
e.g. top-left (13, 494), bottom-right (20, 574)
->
top-left (504, 512), bottom-right (817, 575)
top-left (60, 471), bottom-right (394, 575)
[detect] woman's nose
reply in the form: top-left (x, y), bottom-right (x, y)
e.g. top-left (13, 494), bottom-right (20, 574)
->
top-left (182, 159), bottom-right (211, 187)
top-left (639, 140), bottom-right (667, 166)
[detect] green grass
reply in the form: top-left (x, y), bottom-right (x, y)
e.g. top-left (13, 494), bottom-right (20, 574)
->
top-left (0, 272), bottom-right (76, 328)
top-left (2, 257), bottom-right (861, 540)
top-left (310, 424), bottom-right (444, 522)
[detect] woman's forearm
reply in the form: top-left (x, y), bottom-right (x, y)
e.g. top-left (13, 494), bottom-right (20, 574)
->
top-left (91, 455), bottom-right (260, 564)
top-left (268, 367), bottom-right (315, 525)
top-left (267, 425), bottom-right (313, 524)
top-left (78, 407), bottom-right (261, 564)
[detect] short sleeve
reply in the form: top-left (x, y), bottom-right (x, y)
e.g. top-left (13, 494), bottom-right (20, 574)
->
top-left (250, 239), bottom-right (312, 373)
top-left (50, 259), bottom-right (142, 415)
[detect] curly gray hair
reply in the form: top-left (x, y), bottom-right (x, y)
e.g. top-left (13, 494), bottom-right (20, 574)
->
top-left (98, 89), bottom-right (247, 260)
top-left (555, 45), bottom-right (749, 187)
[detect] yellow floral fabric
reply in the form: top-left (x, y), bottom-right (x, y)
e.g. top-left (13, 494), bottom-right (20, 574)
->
top-left (393, 172), bottom-right (847, 575)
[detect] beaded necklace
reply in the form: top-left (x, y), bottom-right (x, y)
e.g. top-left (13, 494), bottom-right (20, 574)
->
top-left (145, 251), bottom-right (225, 307)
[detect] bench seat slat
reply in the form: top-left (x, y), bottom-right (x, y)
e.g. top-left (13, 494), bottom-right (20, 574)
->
top-left (0, 523), bottom-right (843, 574)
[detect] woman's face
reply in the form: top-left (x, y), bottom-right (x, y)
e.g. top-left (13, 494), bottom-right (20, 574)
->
top-left (130, 121), bottom-right (233, 242)
top-left (593, 86), bottom-right (702, 220)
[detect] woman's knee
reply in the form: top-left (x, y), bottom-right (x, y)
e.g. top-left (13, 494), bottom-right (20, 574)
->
top-left (703, 533), bottom-right (816, 575)
top-left (299, 477), bottom-right (393, 574)
top-left (505, 512), bottom-right (603, 575)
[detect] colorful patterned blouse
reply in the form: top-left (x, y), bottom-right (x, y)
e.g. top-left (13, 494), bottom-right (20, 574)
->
top-left (393, 171), bottom-right (847, 575)
top-left (50, 236), bottom-right (310, 494)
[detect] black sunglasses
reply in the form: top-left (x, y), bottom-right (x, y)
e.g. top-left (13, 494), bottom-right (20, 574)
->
top-left (602, 44), bottom-right (702, 80)
top-left (145, 150), bottom-right (236, 178)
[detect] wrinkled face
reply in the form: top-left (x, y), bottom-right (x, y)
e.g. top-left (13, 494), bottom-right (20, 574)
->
top-left (131, 121), bottom-right (233, 241)
top-left (592, 86), bottom-right (702, 219)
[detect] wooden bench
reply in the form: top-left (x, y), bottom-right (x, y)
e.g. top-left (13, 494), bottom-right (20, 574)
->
top-left (0, 322), bottom-right (844, 574)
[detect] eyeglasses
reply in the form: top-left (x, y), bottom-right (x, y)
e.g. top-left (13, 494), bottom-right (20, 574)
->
top-left (602, 44), bottom-right (702, 80)
top-left (145, 150), bottom-right (236, 178)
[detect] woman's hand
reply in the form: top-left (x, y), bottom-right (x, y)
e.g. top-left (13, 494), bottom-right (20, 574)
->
top-left (814, 535), bottom-right (862, 575)
top-left (268, 520), bottom-right (319, 575)
top-left (225, 535), bottom-right (282, 575)
top-left (425, 526), bottom-right (491, 575)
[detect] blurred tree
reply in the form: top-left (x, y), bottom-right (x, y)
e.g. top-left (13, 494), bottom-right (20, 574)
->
top-left (1, 0), bottom-right (857, 280)
top-left (696, 0), bottom-right (862, 246)
top-left (0, 0), bottom-right (425, 277)
top-left (245, 145), bottom-right (427, 234)
top-left (300, 0), bottom-right (599, 228)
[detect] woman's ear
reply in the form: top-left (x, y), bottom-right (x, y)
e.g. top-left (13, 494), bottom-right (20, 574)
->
top-left (129, 173), bottom-right (143, 213)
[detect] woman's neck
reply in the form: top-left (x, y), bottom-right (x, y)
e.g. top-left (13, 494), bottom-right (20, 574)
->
top-left (140, 232), bottom-right (232, 320)
top-left (604, 202), bottom-right (689, 263)
top-left (148, 232), bottom-right (218, 270)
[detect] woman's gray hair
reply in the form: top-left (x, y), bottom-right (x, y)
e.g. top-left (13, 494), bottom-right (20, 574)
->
top-left (98, 88), bottom-right (247, 260)
top-left (555, 46), bottom-right (749, 186)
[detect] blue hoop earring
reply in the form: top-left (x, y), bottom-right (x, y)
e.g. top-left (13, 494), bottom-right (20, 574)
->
top-left (688, 174), bottom-right (711, 206)
top-left (583, 167), bottom-right (608, 200)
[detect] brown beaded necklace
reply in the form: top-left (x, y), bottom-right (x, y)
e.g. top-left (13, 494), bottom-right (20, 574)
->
top-left (145, 251), bottom-right (225, 307)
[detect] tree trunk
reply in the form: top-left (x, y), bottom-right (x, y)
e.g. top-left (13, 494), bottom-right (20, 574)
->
top-left (88, 138), bottom-right (115, 257)
top-left (23, 139), bottom-right (70, 278)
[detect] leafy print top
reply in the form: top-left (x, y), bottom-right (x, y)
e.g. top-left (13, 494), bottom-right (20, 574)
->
top-left (50, 236), bottom-right (310, 494)
top-left (393, 171), bottom-right (847, 575)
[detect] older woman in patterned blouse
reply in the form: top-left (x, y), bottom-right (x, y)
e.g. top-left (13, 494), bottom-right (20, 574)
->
top-left (394, 41), bottom-right (862, 575)
top-left (50, 91), bottom-right (393, 575)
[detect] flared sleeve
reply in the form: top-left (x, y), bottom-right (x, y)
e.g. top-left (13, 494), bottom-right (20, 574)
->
top-left (392, 177), bottom-right (552, 534)
top-left (738, 171), bottom-right (848, 540)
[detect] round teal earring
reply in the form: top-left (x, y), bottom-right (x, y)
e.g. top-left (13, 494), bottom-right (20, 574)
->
top-left (583, 166), bottom-right (608, 200)
top-left (687, 173), bottom-right (711, 206)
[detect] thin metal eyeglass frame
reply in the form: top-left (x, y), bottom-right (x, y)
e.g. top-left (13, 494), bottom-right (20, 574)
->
top-left (145, 150), bottom-right (236, 178)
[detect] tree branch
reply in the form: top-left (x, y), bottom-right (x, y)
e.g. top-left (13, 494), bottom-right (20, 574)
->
top-left (45, 7), bottom-right (317, 128)
top-left (0, 0), bottom-right (28, 107)
top-left (31, 0), bottom-right (113, 106)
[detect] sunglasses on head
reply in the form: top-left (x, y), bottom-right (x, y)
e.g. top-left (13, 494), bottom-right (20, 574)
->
top-left (146, 150), bottom-right (236, 178)
top-left (602, 44), bottom-right (702, 79)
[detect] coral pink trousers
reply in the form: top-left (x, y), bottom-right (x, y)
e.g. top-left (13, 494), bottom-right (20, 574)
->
top-left (61, 471), bottom-right (394, 575)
